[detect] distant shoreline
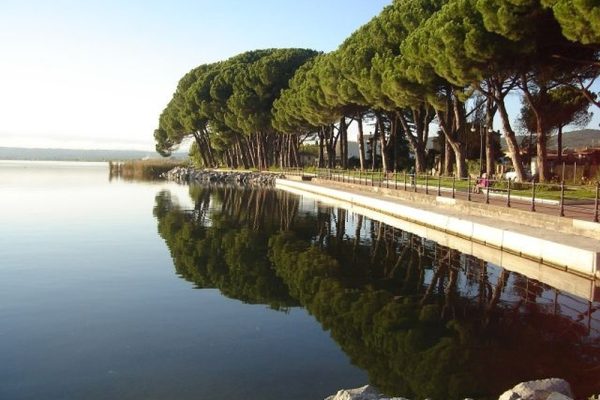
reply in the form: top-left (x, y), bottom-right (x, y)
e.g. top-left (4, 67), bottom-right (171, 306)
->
top-left (0, 146), bottom-right (186, 162)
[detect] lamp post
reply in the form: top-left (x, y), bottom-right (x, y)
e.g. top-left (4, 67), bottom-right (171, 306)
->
top-left (479, 125), bottom-right (484, 175)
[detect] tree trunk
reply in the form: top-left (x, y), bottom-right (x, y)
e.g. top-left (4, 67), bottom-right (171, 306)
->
top-left (521, 77), bottom-right (549, 182)
top-left (388, 113), bottom-right (399, 171)
top-left (256, 132), bottom-right (266, 170)
top-left (318, 129), bottom-right (325, 168)
top-left (291, 135), bottom-right (299, 167)
top-left (244, 136), bottom-right (256, 169)
top-left (486, 77), bottom-right (526, 182)
top-left (371, 122), bottom-right (378, 171)
top-left (535, 115), bottom-right (548, 182)
top-left (399, 110), bottom-right (427, 173)
top-left (376, 114), bottom-right (389, 172)
top-left (435, 106), bottom-right (467, 178)
top-left (444, 138), bottom-right (453, 176)
top-left (326, 125), bottom-right (336, 168)
top-left (380, 130), bottom-right (389, 173)
top-left (192, 131), bottom-right (210, 167)
top-left (237, 139), bottom-right (249, 169)
top-left (496, 99), bottom-right (526, 181)
top-left (357, 114), bottom-right (366, 170)
top-left (485, 129), bottom-right (494, 178)
top-left (340, 117), bottom-right (348, 169)
top-left (485, 101), bottom-right (496, 178)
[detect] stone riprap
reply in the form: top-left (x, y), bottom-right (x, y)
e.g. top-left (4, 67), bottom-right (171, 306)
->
top-left (326, 379), bottom-right (578, 400)
top-left (162, 167), bottom-right (282, 185)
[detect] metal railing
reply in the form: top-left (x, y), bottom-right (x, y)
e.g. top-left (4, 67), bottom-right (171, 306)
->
top-left (281, 167), bottom-right (600, 223)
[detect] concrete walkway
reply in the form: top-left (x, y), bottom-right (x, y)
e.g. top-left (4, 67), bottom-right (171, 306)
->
top-left (320, 173), bottom-right (598, 222)
top-left (276, 178), bottom-right (600, 280)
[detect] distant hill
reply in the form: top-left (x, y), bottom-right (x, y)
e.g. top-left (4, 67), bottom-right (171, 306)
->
top-left (0, 147), bottom-right (187, 161)
top-left (497, 129), bottom-right (600, 151)
top-left (425, 129), bottom-right (600, 152)
top-left (545, 129), bottom-right (600, 150)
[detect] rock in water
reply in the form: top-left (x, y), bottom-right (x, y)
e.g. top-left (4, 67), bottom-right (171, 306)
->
top-left (325, 385), bottom-right (378, 400)
top-left (498, 378), bottom-right (573, 400)
top-left (324, 385), bottom-right (410, 400)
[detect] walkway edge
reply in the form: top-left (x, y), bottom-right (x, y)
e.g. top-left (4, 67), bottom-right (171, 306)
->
top-left (276, 178), bottom-right (600, 279)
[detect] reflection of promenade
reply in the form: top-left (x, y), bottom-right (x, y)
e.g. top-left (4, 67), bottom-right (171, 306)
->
top-left (154, 185), bottom-right (600, 399)
top-left (277, 179), bottom-right (600, 279)
top-left (281, 183), bottom-right (600, 302)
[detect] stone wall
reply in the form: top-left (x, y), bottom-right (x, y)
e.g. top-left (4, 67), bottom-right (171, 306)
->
top-left (163, 167), bottom-right (283, 185)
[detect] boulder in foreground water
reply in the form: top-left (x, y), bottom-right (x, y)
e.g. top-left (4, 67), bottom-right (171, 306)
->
top-left (498, 378), bottom-right (573, 400)
top-left (325, 379), bottom-right (575, 400)
top-left (324, 385), bottom-right (410, 400)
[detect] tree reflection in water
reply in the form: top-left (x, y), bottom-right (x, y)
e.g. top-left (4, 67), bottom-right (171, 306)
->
top-left (154, 185), bottom-right (600, 400)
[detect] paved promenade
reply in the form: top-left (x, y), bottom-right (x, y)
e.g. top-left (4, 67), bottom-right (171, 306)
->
top-left (448, 184), bottom-right (597, 222)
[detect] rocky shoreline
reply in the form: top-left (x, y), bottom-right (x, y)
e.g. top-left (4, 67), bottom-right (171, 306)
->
top-left (162, 167), bottom-right (283, 185)
top-left (325, 379), bottom-right (594, 400)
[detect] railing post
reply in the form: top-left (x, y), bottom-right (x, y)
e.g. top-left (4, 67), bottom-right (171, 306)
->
top-left (395, 172), bottom-right (398, 190)
top-left (468, 176), bottom-right (472, 201)
top-left (559, 181), bottom-right (565, 217)
top-left (425, 174), bottom-right (429, 195)
top-left (531, 181), bottom-right (536, 212)
top-left (404, 172), bottom-right (407, 191)
top-left (414, 174), bottom-right (417, 193)
top-left (594, 182), bottom-right (599, 223)
top-left (371, 171), bottom-right (374, 186)
top-left (507, 178), bottom-right (511, 208)
top-left (437, 175), bottom-right (441, 196)
top-left (359, 169), bottom-right (362, 185)
top-left (379, 169), bottom-right (383, 187)
top-left (485, 184), bottom-right (490, 204)
top-left (452, 176), bottom-right (456, 199)
top-left (386, 171), bottom-right (389, 189)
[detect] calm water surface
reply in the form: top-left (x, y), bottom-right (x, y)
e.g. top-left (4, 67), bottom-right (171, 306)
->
top-left (1, 161), bottom-right (599, 400)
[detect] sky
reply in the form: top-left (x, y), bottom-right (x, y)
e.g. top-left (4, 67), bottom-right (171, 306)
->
top-left (1, 1), bottom-right (598, 152)
top-left (0, 0), bottom-right (391, 151)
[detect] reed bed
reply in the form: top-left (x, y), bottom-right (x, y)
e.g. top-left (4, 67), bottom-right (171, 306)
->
top-left (110, 159), bottom-right (186, 180)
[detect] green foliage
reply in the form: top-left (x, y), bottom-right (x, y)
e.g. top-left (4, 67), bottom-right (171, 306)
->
top-left (518, 86), bottom-right (593, 134)
top-left (155, 49), bottom-right (317, 167)
top-left (154, 0), bottom-right (599, 176)
top-left (542, 0), bottom-right (600, 44)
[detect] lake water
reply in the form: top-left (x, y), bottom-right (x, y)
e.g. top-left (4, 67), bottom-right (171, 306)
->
top-left (1, 161), bottom-right (599, 400)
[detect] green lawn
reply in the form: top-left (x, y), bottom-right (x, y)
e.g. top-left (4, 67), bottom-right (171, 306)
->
top-left (298, 169), bottom-right (598, 202)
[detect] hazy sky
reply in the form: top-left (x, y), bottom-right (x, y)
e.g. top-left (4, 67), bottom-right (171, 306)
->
top-left (0, 0), bottom-right (390, 150)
